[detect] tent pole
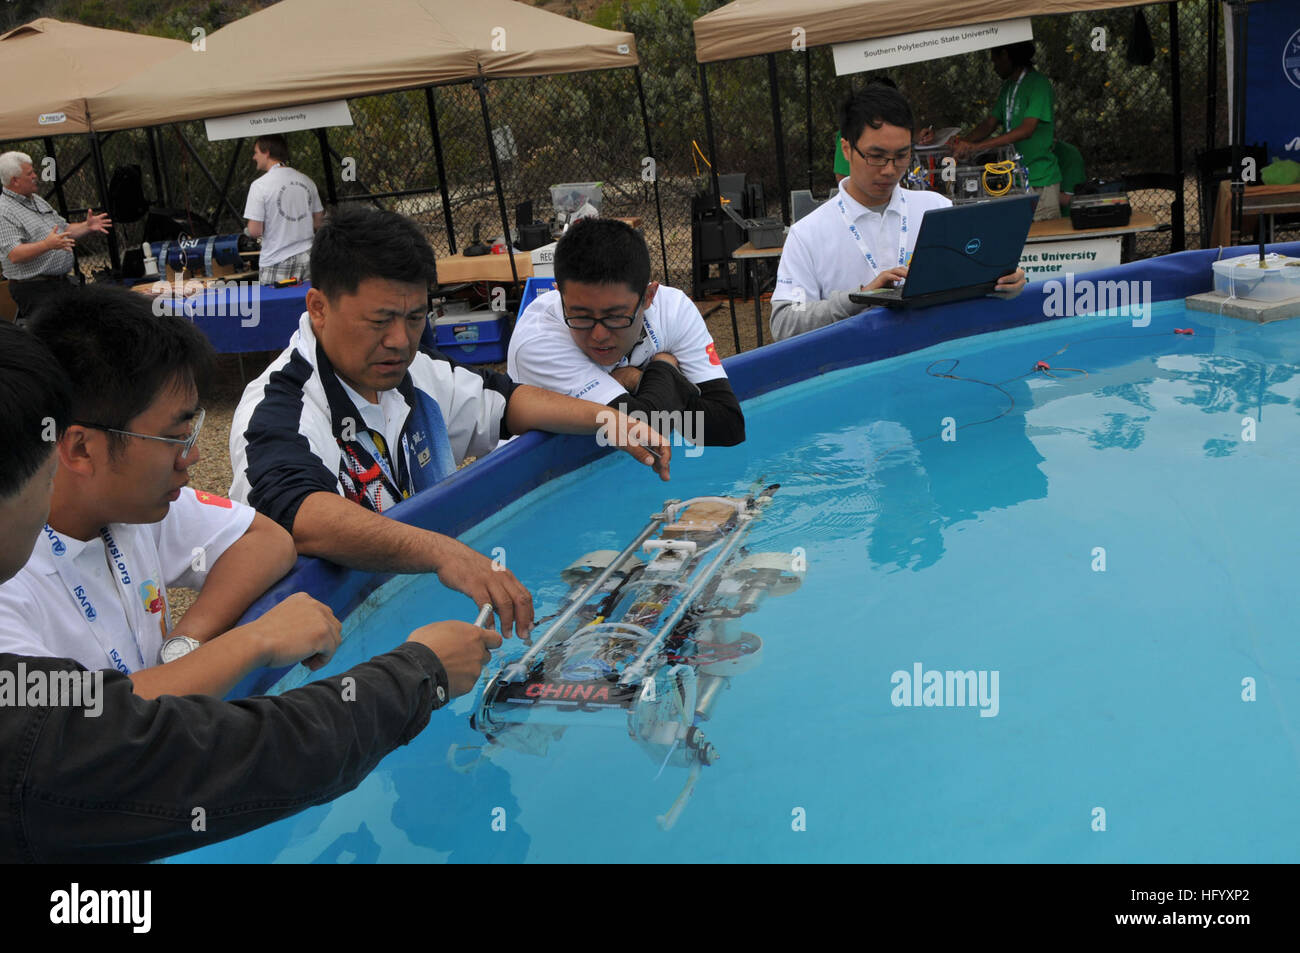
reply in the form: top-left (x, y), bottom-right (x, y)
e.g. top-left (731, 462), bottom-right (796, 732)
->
top-left (424, 86), bottom-right (458, 255)
top-left (634, 66), bottom-right (670, 283)
top-left (1229, 0), bottom-right (1247, 240)
top-left (315, 128), bottom-right (338, 207)
top-left (42, 137), bottom-right (69, 217)
top-left (88, 131), bottom-right (121, 272)
top-left (146, 127), bottom-right (169, 207)
top-left (1205, 0), bottom-right (1217, 155)
top-left (805, 49), bottom-right (813, 191)
top-left (767, 53), bottom-right (790, 224)
top-left (474, 77), bottom-right (519, 287)
top-left (175, 125), bottom-right (244, 226)
top-left (698, 63), bottom-right (722, 206)
top-left (1168, 2), bottom-right (1185, 252)
top-left (212, 137), bottom-right (245, 233)
top-left (699, 61), bottom-right (740, 353)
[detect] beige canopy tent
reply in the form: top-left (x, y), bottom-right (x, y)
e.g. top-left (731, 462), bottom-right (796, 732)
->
top-left (690, 0), bottom-right (1192, 250)
top-left (87, 0), bottom-right (639, 132)
top-left (0, 18), bottom-right (187, 141)
top-left (693, 0), bottom-right (1167, 63)
top-left (5, 2), bottom-right (659, 284)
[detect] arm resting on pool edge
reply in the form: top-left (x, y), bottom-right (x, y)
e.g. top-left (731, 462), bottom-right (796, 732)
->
top-left (0, 644), bottom-right (449, 864)
top-left (609, 363), bottom-right (746, 447)
top-left (290, 491), bottom-right (537, 640)
top-left (770, 291), bottom-right (864, 341)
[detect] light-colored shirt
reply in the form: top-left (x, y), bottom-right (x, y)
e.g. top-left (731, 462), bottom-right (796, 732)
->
top-left (243, 164), bottom-right (323, 267)
top-left (0, 187), bottom-right (74, 280)
top-left (769, 180), bottom-right (951, 340)
top-left (508, 285), bottom-right (727, 406)
top-left (0, 488), bottom-right (255, 674)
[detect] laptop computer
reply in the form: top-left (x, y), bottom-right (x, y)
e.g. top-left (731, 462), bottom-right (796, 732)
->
top-left (849, 193), bottom-right (1036, 309)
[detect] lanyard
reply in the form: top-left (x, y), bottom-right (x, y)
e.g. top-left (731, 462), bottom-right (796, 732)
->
top-left (836, 190), bottom-right (908, 280)
top-left (42, 524), bottom-right (150, 674)
top-left (359, 428), bottom-right (409, 502)
top-left (1005, 69), bottom-right (1029, 132)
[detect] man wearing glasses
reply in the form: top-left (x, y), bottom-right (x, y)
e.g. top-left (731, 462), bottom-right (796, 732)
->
top-left (0, 286), bottom-right (338, 697)
top-left (771, 85), bottom-right (1026, 341)
top-left (230, 206), bottom-right (672, 642)
top-left (508, 218), bottom-right (744, 450)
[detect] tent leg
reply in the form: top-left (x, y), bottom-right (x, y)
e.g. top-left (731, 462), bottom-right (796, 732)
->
top-left (88, 131), bottom-right (121, 273)
top-left (1168, 2), bottom-right (1185, 252)
top-left (315, 128), bottom-right (338, 206)
top-left (1228, 0), bottom-right (1248, 241)
top-left (474, 78), bottom-right (519, 288)
top-left (699, 62), bottom-right (739, 352)
top-left (1205, 0), bottom-right (1218, 156)
top-left (212, 137), bottom-right (246, 233)
top-left (175, 125), bottom-right (244, 227)
top-left (634, 67), bottom-right (670, 284)
top-left (147, 127), bottom-right (169, 208)
top-left (425, 86), bottom-right (458, 255)
top-left (767, 54), bottom-right (790, 224)
top-left (42, 137), bottom-right (70, 218)
top-left (805, 50), bottom-right (813, 191)
top-left (698, 63), bottom-right (722, 206)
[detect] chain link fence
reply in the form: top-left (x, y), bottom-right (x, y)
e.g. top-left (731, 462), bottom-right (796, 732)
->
top-left (2, 1), bottom-right (1272, 297)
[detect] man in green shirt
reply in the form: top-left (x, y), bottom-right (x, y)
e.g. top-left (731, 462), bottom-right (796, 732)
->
top-left (953, 40), bottom-right (1062, 220)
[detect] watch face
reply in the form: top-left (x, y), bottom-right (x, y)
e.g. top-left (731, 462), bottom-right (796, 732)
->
top-left (160, 636), bottom-right (199, 664)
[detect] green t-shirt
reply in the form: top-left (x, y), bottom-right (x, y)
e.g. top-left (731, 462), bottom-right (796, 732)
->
top-left (834, 131), bottom-right (850, 176)
top-left (1053, 141), bottom-right (1085, 194)
top-left (993, 69), bottom-right (1061, 188)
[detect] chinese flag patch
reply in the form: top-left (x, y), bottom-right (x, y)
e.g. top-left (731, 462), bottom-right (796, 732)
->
top-left (706, 342), bottom-right (721, 366)
top-left (194, 490), bottom-right (233, 508)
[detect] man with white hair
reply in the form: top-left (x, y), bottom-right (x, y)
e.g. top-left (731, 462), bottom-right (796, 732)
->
top-left (0, 150), bottom-right (112, 321)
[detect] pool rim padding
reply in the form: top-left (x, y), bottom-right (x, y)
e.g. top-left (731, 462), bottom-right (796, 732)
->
top-left (227, 239), bottom-right (1300, 699)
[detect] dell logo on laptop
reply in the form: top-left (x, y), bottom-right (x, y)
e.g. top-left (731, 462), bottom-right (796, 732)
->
top-left (965, 238), bottom-right (982, 254)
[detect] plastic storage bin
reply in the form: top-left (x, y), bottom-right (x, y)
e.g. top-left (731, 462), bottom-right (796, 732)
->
top-left (434, 313), bottom-right (508, 363)
top-left (1212, 254), bottom-right (1300, 302)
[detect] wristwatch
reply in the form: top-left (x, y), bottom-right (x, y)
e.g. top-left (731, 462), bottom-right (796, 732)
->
top-left (160, 635), bottom-right (201, 664)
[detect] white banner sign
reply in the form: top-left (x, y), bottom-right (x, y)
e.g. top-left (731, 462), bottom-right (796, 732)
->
top-left (204, 100), bottom-right (353, 141)
top-left (833, 18), bottom-right (1032, 75)
top-left (1019, 237), bottom-right (1122, 279)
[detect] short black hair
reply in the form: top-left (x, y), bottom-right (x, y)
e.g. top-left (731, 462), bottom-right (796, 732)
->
top-left (0, 323), bottom-right (71, 498)
top-left (27, 286), bottom-right (214, 460)
top-left (255, 134), bottom-right (289, 162)
top-left (839, 84), bottom-right (915, 147)
top-left (310, 204), bottom-right (438, 302)
top-left (553, 218), bottom-right (651, 295)
top-left (996, 40), bottom-right (1036, 69)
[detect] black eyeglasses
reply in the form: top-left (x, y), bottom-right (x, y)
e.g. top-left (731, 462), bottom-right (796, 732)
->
top-left (851, 142), bottom-right (914, 168)
top-left (74, 408), bottom-right (206, 459)
top-left (562, 292), bottom-right (645, 330)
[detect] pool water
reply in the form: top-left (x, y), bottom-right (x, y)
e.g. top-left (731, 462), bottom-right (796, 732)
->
top-left (176, 301), bottom-right (1300, 863)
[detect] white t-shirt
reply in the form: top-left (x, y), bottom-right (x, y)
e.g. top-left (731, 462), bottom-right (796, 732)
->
top-left (243, 163), bottom-right (324, 266)
top-left (0, 488), bottom-right (256, 674)
top-left (772, 181), bottom-right (952, 304)
top-left (507, 285), bottom-right (727, 407)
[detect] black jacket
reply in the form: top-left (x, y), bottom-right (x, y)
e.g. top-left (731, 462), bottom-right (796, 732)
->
top-left (0, 644), bottom-right (448, 863)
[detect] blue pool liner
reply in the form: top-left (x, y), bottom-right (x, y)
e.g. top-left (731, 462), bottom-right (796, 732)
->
top-left (227, 240), bottom-right (1300, 698)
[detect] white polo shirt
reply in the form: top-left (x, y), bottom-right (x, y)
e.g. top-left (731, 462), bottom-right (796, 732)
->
top-left (0, 488), bottom-right (255, 674)
top-left (772, 181), bottom-right (952, 304)
top-left (243, 163), bottom-right (323, 266)
top-left (508, 285), bottom-right (728, 407)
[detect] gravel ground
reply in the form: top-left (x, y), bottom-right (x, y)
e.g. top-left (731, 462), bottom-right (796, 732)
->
top-left (169, 293), bottom-right (775, 624)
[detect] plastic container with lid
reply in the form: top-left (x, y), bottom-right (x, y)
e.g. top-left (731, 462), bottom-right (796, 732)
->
top-left (1211, 253), bottom-right (1300, 302)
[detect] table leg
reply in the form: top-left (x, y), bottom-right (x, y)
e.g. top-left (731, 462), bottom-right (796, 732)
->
top-left (724, 262), bottom-right (741, 353)
top-left (750, 260), bottom-right (764, 348)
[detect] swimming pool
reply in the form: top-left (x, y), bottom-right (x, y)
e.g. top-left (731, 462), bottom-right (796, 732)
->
top-left (177, 287), bottom-right (1300, 863)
